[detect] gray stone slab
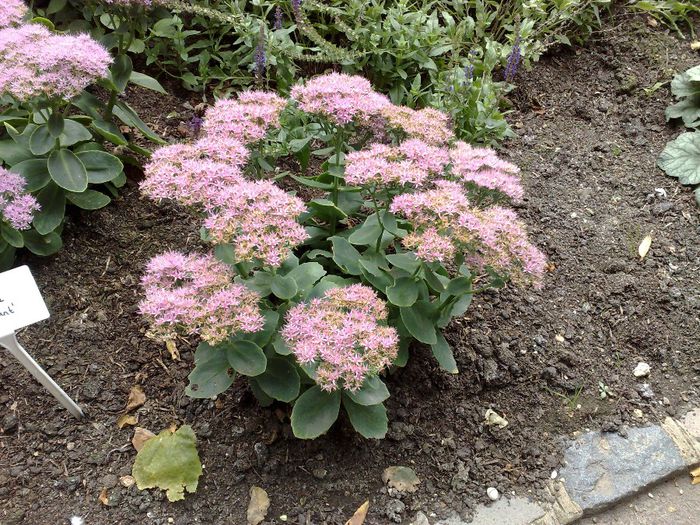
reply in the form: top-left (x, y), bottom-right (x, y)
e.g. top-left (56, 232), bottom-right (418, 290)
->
top-left (559, 425), bottom-right (686, 513)
top-left (435, 498), bottom-right (545, 525)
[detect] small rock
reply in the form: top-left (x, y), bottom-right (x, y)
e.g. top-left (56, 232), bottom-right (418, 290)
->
top-left (551, 470), bottom-right (558, 480)
top-left (312, 468), bottom-right (327, 480)
top-left (1, 414), bottom-right (18, 434)
top-left (484, 409), bottom-right (508, 429)
top-left (651, 202), bottom-right (673, 216)
top-left (411, 511), bottom-right (430, 525)
top-left (637, 383), bottom-right (654, 400)
top-left (633, 362), bottom-right (651, 378)
top-left (633, 409), bottom-right (644, 419)
top-left (487, 487), bottom-right (500, 501)
top-left (384, 499), bottom-right (406, 523)
top-left (100, 474), bottom-right (119, 489)
top-left (382, 466), bottom-right (420, 493)
top-left (253, 442), bottom-right (268, 467)
top-left (66, 442), bottom-right (76, 451)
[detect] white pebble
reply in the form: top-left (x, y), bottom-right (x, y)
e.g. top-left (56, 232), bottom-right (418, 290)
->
top-left (550, 470), bottom-right (558, 480)
top-left (633, 362), bottom-right (651, 378)
top-left (70, 518), bottom-right (84, 525)
top-left (487, 487), bottom-right (500, 501)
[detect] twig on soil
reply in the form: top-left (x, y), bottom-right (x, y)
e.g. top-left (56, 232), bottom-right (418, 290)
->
top-left (103, 443), bottom-right (131, 465)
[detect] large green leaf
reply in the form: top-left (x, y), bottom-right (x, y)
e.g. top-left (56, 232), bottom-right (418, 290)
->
top-left (0, 139), bottom-right (32, 165)
top-left (658, 132), bottom-right (700, 185)
top-left (400, 301), bottom-right (438, 345)
top-left (129, 71), bottom-right (168, 94)
top-left (29, 125), bottom-right (56, 155)
top-left (331, 236), bottom-right (362, 275)
top-left (59, 120), bottom-right (93, 147)
top-left (10, 159), bottom-right (50, 191)
top-left (286, 262), bottom-right (326, 296)
top-left (66, 189), bottom-right (111, 210)
top-left (271, 274), bottom-right (298, 300)
top-left (345, 375), bottom-right (390, 406)
top-left (91, 118), bottom-right (128, 146)
top-left (111, 54), bottom-right (133, 92)
top-left (430, 332), bottom-right (458, 374)
top-left (132, 425), bottom-right (202, 502)
top-left (254, 357), bottom-right (300, 402)
top-left (1, 223), bottom-right (24, 248)
top-left (342, 396), bottom-right (388, 439)
top-left (386, 277), bottom-right (419, 307)
top-left (114, 100), bottom-right (165, 144)
top-left (291, 386), bottom-right (341, 439)
top-left (33, 182), bottom-right (66, 234)
top-left (185, 342), bottom-right (235, 398)
top-left (22, 229), bottom-right (62, 256)
top-left (48, 148), bottom-right (88, 192)
top-left (666, 96), bottom-right (700, 128)
top-left (76, 150), bottom-right (124, 183)
top-left (226, 340), bottom-right (267, 377)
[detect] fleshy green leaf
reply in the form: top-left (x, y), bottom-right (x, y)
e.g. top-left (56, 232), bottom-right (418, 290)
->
top-left (29, 125), bottom-right (56, 155)
top-left (286, 262), bottom-right (326, 296)
top-left (254, 357), bottom-right (300, 402)
top-left (386, 277), bottom-right (419, 307)
top-left (129, 71), bottom-right (167, 94)
top-left (331, 236), bottom-right (362, 275)
top-left (271, 274), bottom-right (298, 300)
top-left (226, 340), bottom-right (267, 377)
top-left (132, 425), bottom-right (202, 502)
top-left (430, 332), bottom-right (458, 373)
top-left (658, 132), bottom-right (700, 185)
top-left (400, 301), bottom-right (438, 345)
top-left (345, 375), bottom-right (390, 406)
top-left (66, 189), bottom-right (111, 210)
top-left (291, 386), bottom-right (341, 439)
top-left (76, 150), bottom-right (124, 183)
top-left (22, 229), bottom-right (62, 256)
top-left (33, 182), bottom-right (65, 234)
top-left (10, 159), bottom-right (50, 192)
top-left (342, 396), bottom-right (388, 439)
top-left (48, 148), bottom-right (88, 192)
top-left (1, 224), bottom-right (24, 248)
top-left (185, 342), bottom-right (235, 398)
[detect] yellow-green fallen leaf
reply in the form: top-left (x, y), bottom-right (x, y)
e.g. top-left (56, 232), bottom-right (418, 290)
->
top-left (638, 234), bottom-right (652, 259)
top-left (132, 425), bottom-right (202, 502)
top-left (345, 500), bottom-right (369, 525)
top-left (247, 486), bottom-right (270, 525)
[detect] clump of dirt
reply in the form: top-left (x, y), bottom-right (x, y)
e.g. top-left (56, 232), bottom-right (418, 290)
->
top-left (1, 14), bottom-right (699, 525)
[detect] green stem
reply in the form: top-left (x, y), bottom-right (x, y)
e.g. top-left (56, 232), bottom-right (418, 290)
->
top-left (369, 187), bottom-right (386, 253)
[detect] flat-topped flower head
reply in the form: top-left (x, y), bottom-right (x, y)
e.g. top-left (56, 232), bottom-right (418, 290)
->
top-left (0, 24), bottom-right (111, 102)
top-left (290, 73), bottom-right (390, 126)
top-left (0, 0), bottom-right (28, 29)
top-left (0, 168), bottom-right (40, 230)
top-left (140, 252), bottom-right (264, 344)
top-left (449, 141), bottom-right (523, 201)
top-left (281, 284), bottom-right (399, 392)
top-left (391, 181), bottom-right (545, 286)
top-left (382, 105), bottom-right (454, 145)
top-left (203, 180), bottom-right (308, 268)
top-left (203, 90), bottom-right (286, 144)
top-left (345, 141), bottom-right (447, 188)
top-left (141, 136), bottom-right (249, 207)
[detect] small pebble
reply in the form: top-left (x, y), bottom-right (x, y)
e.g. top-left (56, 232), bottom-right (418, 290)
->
top-left (487, 487), bottom-right (499, 501)
top-left (550, 470), bottom-right (558, 480)
top-left (633, 362), bottom-right (651, 378)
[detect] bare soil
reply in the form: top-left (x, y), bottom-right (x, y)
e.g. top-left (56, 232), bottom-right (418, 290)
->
top-left (1, 14), bottom-right (699, 525)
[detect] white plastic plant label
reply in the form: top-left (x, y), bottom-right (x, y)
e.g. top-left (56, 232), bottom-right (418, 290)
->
top-left (0, 266), bottom-right (49, 337)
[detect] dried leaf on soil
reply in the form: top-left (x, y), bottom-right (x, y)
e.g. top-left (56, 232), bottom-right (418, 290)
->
top-left (132, 425), bottom-right (202, 502)
top-left (638, 235), bottom-right (652, 259)
top-left (691, 466), bottom-right (700, 485)
top-left (117, 414), bottom-right (138, 429)
top-left (345, 500), bottom-right (369, 525)
top-left (132, 426), bottom-right (156, 451)
top-left (485, 409), bottom-right (509, 428)
top-left (98, 488), bottom-right (109, 505)
top-left (165, 340), bottom-right (180, 361)
top-left (382, 466), bottom-right (420, 493)
top-left (126, 385), bottom-right (146, 412)
top-left (247, 486), bottom-right (270, 525)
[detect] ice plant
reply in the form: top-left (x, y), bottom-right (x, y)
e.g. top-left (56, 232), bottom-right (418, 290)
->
top-left (203, 180), bottom-right (308, 267)
top-left (203, 91), bottom-right (286, 144)
top-left (0, 168), bottom-right (40, 230)
top-left (390, 181), bottom-right (545, 286)
top-left (0, 0), bottom-right (27, 29)
top-left (282, 285), bottom-right (399, 392)
top-left (0, 24), bottom-right (112, 102)
top-left (140, 136), bottom-right (249, 206)
top-left (140, 252), bottom-right (264, 344)
top-left (290, 73), bottom-right (390, 126)
top-left (381, 105), bottom-right (455, 145)
top-left (449, 141), bottom-right (524, 202)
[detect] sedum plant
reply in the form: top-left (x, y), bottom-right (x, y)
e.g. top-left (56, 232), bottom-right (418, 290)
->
top-left (139, 73), bottom-right (546, 440)
top-left (0, 0), bottom-right (167, 269)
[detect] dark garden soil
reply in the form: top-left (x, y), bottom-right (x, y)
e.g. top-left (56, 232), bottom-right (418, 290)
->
top-left (1, 14), bottom-right (699, 525)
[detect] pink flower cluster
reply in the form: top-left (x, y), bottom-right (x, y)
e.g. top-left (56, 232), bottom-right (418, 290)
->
top-left (141, 136), bottom-right (249, 206)
top-left (291, 73), bottom-right (391, 126)
top-left (0, 168), bottom-right (40, 230)
top-left (450, 141), bottom-right (523, 202)
top-left (282, 284), bottom-right (399, 392)
top-left (140, 252), bottom-right (264, 344)
top-left (203, 181), bottom-right (308, 267)
top-left (0, 24), bottom-right (111, 102)
top-left (345, 139), bottom-right (449, 188)
top-left (382, 105), bottom-right (455, 145)
top-left (390, 181), bottom-right (546, 286)
top-left (203, 91), bottom-right (287, 144)
top-left (0, 0), bottom-right (27, 29)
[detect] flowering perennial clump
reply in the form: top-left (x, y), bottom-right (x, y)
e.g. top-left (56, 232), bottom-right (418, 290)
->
top-left (449, 141), bottom-right (524, 202)
top-left (291, 72), bottom-right (390, 126)
top-left (0, 169), bottom-right (40, 230)
top-left (282, 285), bottom-right (399, 392)
top-left (0, 24), bottom-right (111, 101)
top-left (203, 181), bottom-right (308, 267)
top-left (202, 91), bottom-right (286, 143)
top-left (390, 181), bottom-right (546, 285)
top-left (0, 0), bottom-right (27, 29)
top-left (140, 252), bottom-right (264, 344)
